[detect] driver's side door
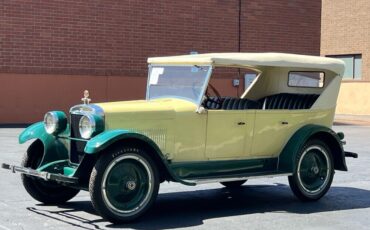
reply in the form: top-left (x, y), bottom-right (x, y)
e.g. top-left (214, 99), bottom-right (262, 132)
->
top-left (205, 110), bottom-right (255, 159)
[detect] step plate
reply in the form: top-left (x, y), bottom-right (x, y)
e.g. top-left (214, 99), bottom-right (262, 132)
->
top-left (184, 172), bottom-right (292, 185)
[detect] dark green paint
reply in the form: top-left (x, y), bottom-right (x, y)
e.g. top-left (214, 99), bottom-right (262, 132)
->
top-left (337, 132), bottom-right (345, 140)
top-left (84, 129), bottom-right (194, 185)
top-left (19, 122), bottom-right (70, 170)
top-left (51, 111), bottom-right (68, 134)
top-left (19, 122), bottom-right (48, 144)
top-left (278, 124), bottom-right (347, 173)
top-left (84, 130), bottom-right (129, 154)
top-left (36, 159), bottom-right (77, 177)
top-left (91, 114), bottom-right (105, 135)
top-left (105, 158), bottom-right (149, 211)
top-left (63, 166), bottom-right (77, 177)
top-left (18, 121), bottom-right (347, 189)
top-left (170, 158), bottom-right (278, 179)
top-left (19, 124), bottom-right (193, 185)
top-left (299, 149), bottom-right (328, 191)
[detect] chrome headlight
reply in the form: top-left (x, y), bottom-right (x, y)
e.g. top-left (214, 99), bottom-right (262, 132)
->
top-left (79, 114), bottom-right (104, 139)
top-left (44, 111), bottom-right (67, 135)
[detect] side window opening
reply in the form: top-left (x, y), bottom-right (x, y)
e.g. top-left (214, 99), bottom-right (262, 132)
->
top-left (288, 71), bottom-right (325, 88)
top-left (203, 69), bottom-right (323, 111)
top-left (203, 68), bottom-right (261, 110)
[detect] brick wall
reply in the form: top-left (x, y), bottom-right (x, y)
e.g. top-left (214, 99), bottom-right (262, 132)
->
top-left (0, 0), bottom-right (239, 76)
top-left (0, 0), bottom-right (321, 123)
top-left (321, 0), bottom-right (370, 81)
top-left (242, 0), bottom-right (321, 55)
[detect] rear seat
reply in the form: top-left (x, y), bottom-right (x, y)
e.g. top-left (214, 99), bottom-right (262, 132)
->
top-left (260, 93), bottom-right (319, 110)
top-left (206, 93), bottom-right (319, 110)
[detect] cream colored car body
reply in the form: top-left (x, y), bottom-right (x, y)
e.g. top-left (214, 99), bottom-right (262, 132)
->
top-left (96, 53), bottom-right (344, 165)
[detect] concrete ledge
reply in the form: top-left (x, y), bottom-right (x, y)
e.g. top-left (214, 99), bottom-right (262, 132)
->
top-left (334, 114), bottom-right (370, 126)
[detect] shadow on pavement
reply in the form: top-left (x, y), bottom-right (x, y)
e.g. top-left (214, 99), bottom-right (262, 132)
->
top-left (28, 184), bottom-right (370, 230)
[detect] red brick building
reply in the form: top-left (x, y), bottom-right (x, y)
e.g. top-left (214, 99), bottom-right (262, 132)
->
top-left (0, 0), bottom-right (321, 124)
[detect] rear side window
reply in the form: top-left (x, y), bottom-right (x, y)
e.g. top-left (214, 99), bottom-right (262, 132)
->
top-left (288, 72), bottom-right (325, 88)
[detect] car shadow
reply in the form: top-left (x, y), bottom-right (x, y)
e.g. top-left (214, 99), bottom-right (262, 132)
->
top-left (28, 184), bottom-right (370, 230)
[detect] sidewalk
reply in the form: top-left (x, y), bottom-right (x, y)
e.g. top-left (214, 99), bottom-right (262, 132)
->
top-left (334, 114), bottom-right (370, 126)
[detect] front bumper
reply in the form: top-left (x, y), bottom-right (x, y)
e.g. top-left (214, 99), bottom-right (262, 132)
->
top-left (1, 163), bottom-right (78, 184)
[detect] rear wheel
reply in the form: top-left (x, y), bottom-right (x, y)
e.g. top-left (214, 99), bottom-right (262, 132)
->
top-left (89, 146), bottom-right (159, 223)
top-left (21, 140), bottom-right (80, 204)
top-left (288, 139), bottom-right (334, 201)
top-left (220, 180), bottom-right (247, 188)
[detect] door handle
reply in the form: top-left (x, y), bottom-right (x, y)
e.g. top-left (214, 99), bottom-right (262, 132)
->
top-left (237, 122), bottom-right (246, 125)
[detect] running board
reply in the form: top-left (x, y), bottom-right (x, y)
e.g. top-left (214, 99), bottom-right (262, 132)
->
top-left (183, 172), bottom-right (292, 185)
top-left (1, 163), bottom-right (78, 184)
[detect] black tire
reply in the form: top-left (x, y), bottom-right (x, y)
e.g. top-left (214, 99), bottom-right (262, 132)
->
top-left (21, 140), bottom-right (80, 204)
top-left (89, 146), bottom-right (160, 223)
top-left (220, 180), bottom-right (247, 188)
top-left (288, 139), bottom-right (334, 201)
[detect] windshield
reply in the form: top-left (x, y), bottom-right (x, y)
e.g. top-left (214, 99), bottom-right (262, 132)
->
top-left (146, 65), bottom-right (212, 104)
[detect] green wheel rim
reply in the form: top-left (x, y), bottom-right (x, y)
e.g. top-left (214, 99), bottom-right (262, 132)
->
top-left (102, 154), bottom-right (153, 215)
top-left (297, 145), bottom-right (330, 195)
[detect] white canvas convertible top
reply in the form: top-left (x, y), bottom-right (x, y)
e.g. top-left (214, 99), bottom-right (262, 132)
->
top-left (148, 53), bottom-right (345, 75)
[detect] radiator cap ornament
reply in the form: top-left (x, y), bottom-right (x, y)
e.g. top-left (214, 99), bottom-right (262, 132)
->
top-left (81, 90), bottom-right (91, 105)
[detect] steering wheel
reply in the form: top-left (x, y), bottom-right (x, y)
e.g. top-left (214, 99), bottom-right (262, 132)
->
top-left (204, 83), bottom-right (223, 108)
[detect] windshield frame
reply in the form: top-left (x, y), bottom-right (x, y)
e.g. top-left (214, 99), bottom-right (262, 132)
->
top-left (145, 64), bottom-right (213, 106)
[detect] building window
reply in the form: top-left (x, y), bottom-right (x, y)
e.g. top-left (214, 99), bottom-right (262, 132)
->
top-left (327, 54), bottom-right (362, 80)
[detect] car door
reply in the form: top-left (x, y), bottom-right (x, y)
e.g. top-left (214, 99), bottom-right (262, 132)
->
top-left (250, 110), bottom-right (297, 158)
top-left (205, 110), bottom-right (255, 159)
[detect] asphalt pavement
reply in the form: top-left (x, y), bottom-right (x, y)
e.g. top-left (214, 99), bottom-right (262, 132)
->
top-left (0, 125), bottom-right (369, 230)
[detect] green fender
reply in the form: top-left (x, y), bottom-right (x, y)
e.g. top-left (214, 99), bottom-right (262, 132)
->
top-left (278, 124), bottom-right (347, 173)
top-left (85, 129), bottom-right (195, 186)
top-left (18, 122), bottom-right (69, 166)
top-left (19, 122), bottom-right (48, 144)
top-left (85, 129), bottom-right (160, 154)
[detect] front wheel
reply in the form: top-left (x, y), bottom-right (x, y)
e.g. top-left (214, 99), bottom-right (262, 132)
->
top-left (21, 140), bottom-right (80, 204)
top-left (288, 139), bottom-right (334, 201)
top-left (89, 146), bottom-right (159, 223)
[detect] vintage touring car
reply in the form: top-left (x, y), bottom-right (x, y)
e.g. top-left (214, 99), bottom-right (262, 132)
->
top-left (2, 53), bottom-right (357, 223)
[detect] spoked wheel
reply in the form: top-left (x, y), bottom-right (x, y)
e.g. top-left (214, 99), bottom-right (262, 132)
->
top-left (89, 146), bottom-right (159, 223)
top-left (220, 180), bottom-right (247, 188)
top-left (288, 139), bottom-right (334, 201)
top-left (21, 140), bottom-right (80, 204)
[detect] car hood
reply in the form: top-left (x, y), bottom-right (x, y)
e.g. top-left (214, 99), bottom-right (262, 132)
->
top-left (95, 98), bottom-right (197, 129)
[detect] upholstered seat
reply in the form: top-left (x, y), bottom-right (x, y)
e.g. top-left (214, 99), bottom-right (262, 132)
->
top-left (221, 98), bottom-right (260, 110)
top-left (205, 93), bottom-right (319, 110)
top-left (260, 93), bottom-right (319, 110)
top-left (204, 97), bottom-right (223, 109)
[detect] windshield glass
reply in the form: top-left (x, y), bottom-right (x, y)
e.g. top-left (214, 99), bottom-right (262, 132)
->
top-left (146, 65), bottom-right (211, 104)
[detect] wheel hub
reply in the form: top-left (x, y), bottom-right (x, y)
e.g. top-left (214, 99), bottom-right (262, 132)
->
top-left (126, 181), bottom-right (137, 191)
top-left (311, 166), bottom-right (319, 174)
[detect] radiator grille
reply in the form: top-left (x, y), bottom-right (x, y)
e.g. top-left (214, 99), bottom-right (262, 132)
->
top-left (70, 114), bottom-right (86, 163)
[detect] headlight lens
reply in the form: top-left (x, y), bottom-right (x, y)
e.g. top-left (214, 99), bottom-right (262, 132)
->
top-left (78, 114), bottom-right (104, 139)
top-left (44, 111), bottom-right (67, 135)
top-left (79, 115), bottom-right (96, 139)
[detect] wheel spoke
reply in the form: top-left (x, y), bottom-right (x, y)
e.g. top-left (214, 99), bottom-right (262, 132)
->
top-left (312, 154), bottom-right (319, 168)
